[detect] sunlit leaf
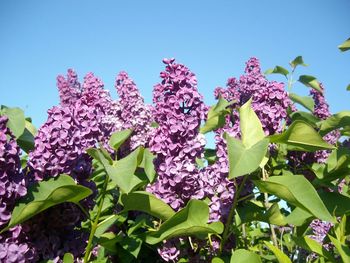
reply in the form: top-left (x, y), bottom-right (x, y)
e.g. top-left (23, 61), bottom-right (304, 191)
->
top-left (145, 200), bottom-right (224, 244)
top-left (290, 56), bottom-right (308, 69)
top-left (254, 175), bottom-right (335, 223)
top-left (109, 129), bottom-right (133, 151)
top-left (269, 120), bottom-right (335, 151)
top-left (338, 38), bottom-right (350, 52)
top-left (264, 242), bottom-right (292, 263)
top-left (0, 175), bottom-right (92, 234)
top-left (298, 75), bottom-right (322, 93)
top-left (230, 249), bottom-right (261, 263)
top-left (0, 106), bottom-right (25, 138)
top-left (289, 93), bottom-right (314, 112)
top-left (265, 66), bottom-right (289, 77)
top-left (121, 191), bottom-right (175, 221)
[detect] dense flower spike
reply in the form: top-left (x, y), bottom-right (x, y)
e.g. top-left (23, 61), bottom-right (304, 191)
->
top-left (0, 117), bottom-right (36, 262)
top-left (114, 71), bottom-right (153, 149)
top-left (148, 58), bottom-right (207, 210)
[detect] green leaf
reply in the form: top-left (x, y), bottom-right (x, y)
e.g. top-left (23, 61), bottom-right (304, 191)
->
top-left (145, 200), bottom-right (224, 244)
top-left (230, 249), bottom-right (261, 263)
top-left (254, 175), bottom-right (334, 223)
top-left (63, 253), bottom-right (74, 263)
top-left (298, 75), bottom-right (322, 93)
top-left (212, 257), bottom-right (225, 263)
top-left (289, 93), bottom-right (314, 112)
top-left (338, 38), bottom-right (350, 52)
top-left (0, 106), bottom-right (26, 138)
top-left (320, 192), bottom-right (350, 217)
top-left (265, 66), bottom-right (289, 77)
top-left (0, 175), bottom-right (92, 234)
top-left (289, 111), bottom-right (320, 126)
top-left (264, 241), bottom-right (292, 263)
top-left (290, 56), bottom-right (308, 69)
top-left (285, 207), bottom-right (313, 226)
top-left (226, 135), bottom-right (269, 179)
top-left (328, 235), bottom-right (350, 263)
top-left (236, 202), bottom-right (287, 226)
top-left (239, 98), bottom-right (265, 147)
top-left (318, 111), bottom-right (350, 136)
top-left (139, 148), bottom-right (156, 183)
top-left (269, 120), bottom-right (335, 151)
top-left (121, 191), bottom-right (175, 221)
top-left (347, 84), bottom-right (350, 91)
top-left (17, 120), bottom-right (37, 153)
top-left (200, 97), bottom-right (233, 134)
top-left (293, 236), bottom-right (336, 262)
top-left (109, 129), bottom-right (133, 151)
top-left (95, 214), bottom-right (127, 238)
top-left (105, 147), bottom-right (146, 193)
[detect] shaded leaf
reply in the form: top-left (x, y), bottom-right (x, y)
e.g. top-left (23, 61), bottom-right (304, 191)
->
top-left (289, 111), bottom-right (319, 126)
top-left (285, 207), bottom-right (313, 226)
top-left (121, 191), bottom-right (175, 221)
top-left (298, 75), bottom-right (322, 93)
top-left (17, 120), bottom-right (37, 153)
top-left (254, 175), bottom-right (334, 223)
top-left (293, 236), bottom-right (336, 262)
top-left (0, 175), bottom-right (92, 234)
top-left (328, 235), bottom-right (350, 263)
top-left (145, 200), bottom-right (224, 244)
top-left (269, 120), bottom-right (335, 151)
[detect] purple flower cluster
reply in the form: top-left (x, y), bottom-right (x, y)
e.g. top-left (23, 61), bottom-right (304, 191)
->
top-left (114, 71), bottom-right (153, 150)
top-left (147, 58), bottom-right (207, 211)
top-left (0, 117), bottom-right (36, 263)
top-left (215, 57), bottom-right (292, 137)
top-left (25, 68), bottom-right (153, 261)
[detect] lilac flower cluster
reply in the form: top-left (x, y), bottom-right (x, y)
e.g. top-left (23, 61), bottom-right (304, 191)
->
top-left (0, 117), bottom-right (36, 263)
top-left (25, 68), bottom-right (153, 261)
top-left (114, 71), bottom-right (153, 150)
top-left (147, 58), bottom-right (207, 211)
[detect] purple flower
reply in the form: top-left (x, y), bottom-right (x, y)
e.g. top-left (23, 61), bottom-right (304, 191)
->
top-left (0, 117), bottom-right (36, 262)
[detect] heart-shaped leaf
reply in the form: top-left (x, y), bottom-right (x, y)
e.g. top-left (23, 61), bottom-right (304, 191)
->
top-left (0, 175), bottom-right (92, 234)
top-left (269, 120), bottom-right (335, 151)
top-left (226, 135), bottom-right (269, 179)
top-left (145, 200), bottom-right (224, 244)
top-left (298, 75), bottom-right (322, 93)
top-left (121, 191), bottom-right (175, 221)
top-left (254, 175), bottom-right (334, 223)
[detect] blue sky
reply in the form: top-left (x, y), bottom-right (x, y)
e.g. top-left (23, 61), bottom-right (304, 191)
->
top-left (1, 0), bottom-right (350, 127)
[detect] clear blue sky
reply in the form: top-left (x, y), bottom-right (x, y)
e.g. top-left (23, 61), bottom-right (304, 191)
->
top-left (1, 0), bottom-right (350, 127)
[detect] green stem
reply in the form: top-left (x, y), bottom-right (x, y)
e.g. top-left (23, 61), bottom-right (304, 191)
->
top-left (218, 174), bottom-right (249, 256)
top-left (262, 168), bottom-right (278, 247)
top-left (83, 175), bottom-right (109, 263)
